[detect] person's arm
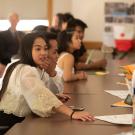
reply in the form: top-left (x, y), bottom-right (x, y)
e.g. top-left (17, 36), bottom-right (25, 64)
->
top-left (56, 93), bottom-right (71, 103)
top-left (50, 73), bottom-right (64, 93)
top-left (77, 52), bottom-right (87, 63)
top-left (62, 54), bottom-right (87, 82)
top-left (41, 56), bottom-right (63, 93)
top-left (75, 59), bottom-right (107, 70)
top-left (20, 66), bottom-right (94, 121)
top-left (20, 66), bottom-right (63, 117)
top-left (45, 57), bottom-right (57, 77)
top-left (54, 104), bottom-right (95, 121)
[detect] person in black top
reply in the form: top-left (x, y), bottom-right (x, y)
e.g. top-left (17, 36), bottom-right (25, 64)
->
top-left (0, 12), bottom-right (25, 77)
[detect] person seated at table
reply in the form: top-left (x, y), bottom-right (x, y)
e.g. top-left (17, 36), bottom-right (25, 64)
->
top-left (32, 28), bottom-right (69, 102)
top-left (0, 33), bottom-right (94, 134)
top-left (56, 29), bottom-right (87, 82)
top-left (42, 31), bottom-right (69, 102)
top-left (67, 18), bottom-right (107, 70)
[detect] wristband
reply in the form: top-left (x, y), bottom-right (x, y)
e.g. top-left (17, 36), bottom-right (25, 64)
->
top-left (70, 111), bottom-right (75, 119)
top-left (49, 71), bottom-right (57, 77)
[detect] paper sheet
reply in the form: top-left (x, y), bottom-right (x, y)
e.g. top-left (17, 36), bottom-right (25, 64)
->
top-left (114, 131), bottom-right (132, 135)
top-left (105, 90), bottom-right (129, 99)
top-left (95, 114), bottom-right (132, 125)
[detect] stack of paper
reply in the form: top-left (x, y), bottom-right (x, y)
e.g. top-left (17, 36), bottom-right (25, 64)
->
top-left (114, 131), bottom-right (132, 135)
top-left (105, 90), bottom-right (129, 99)
top-left (95, 114), bottom-right (132, 125)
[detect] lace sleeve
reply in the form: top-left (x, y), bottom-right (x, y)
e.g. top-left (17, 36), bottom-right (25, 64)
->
top-left (50, 74), bottom-right (64, 93)
top-left (20, 66), bottom-right (63, 117)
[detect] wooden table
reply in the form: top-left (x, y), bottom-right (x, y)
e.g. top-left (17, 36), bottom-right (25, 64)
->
top-left (6, 93), bottom-right (132, 135)
top-left (6, 55), bottom-right (133, 135)
top-left (64, 75), bottom-right (127, 94)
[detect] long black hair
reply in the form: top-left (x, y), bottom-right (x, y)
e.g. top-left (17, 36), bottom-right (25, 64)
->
top-left (0, 33), bottom-right (48, 100)
top-left (57, 29), bottom-right (75, 54)
top-left (20, 32), bottom-right (48, 67)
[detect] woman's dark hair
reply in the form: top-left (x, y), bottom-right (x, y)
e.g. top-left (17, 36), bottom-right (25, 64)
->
top-left (20, 32), bottom-right (48, 67)
top-left (57, 29), bottom-right (75, 54)
top-left (43, 32), bottom-right (57, 48)
top-left (49, 27), bottom-right (60, 35)
top-left (67, 18), bottom-right (88, 30)
top-left (64, 12), bottom-right (74, 23)
top-left (0, 33), bottom-right (49, 100)
top-left (44, 32), bottom-right (57, 41)
top-left (56, 13), bottom-right (67, 30)
top-left (32, 25), bottom-right (48, 33)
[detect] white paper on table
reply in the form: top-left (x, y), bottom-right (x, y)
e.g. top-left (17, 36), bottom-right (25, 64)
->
top-left (95, 114), bottom-right (132, 125)
top-left (105, 90), bottom-right (129, 99)
top-left (114, 131), bottom-right (132, 135)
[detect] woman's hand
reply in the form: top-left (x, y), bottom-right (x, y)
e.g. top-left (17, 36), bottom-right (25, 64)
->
top-left (92, 59), bottom-right (107, 69)
top-left (56, 94), bottom-right (71, 103)
top-left (39, 57), bottom-right (49, 71)
top-left (71, 111), bottom-right (95, 121)
top-left (76, 71), bottom-right (88, 80)
top-left (54, 104), bottom-right (95, 122)
top-left (46, 57), bottom-right (57, 77)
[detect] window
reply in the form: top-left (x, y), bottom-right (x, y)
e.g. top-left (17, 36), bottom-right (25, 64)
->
top-left (0, 0), bottom-right (49, 31)
top-left (0, 20), bottom-right (49, 31)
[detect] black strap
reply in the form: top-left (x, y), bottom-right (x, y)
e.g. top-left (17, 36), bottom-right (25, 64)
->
top-left (0, 61), bottom-right (20, 100)
top-left (70, 111), bottom-right (76, 120)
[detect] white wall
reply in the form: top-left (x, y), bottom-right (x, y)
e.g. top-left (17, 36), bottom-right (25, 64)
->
top-left (52, 0), bottom-right (72, 16)
top-left (0, 0), bottom-right (133, 40)
top-left (0, 0), bottom-right (48, 19)
top-left (52, 0), bottom-right (135, 42)
top-left (72, 0), bottom-right (104, 41)
top-left (52, 0), bottom-right (104, 41)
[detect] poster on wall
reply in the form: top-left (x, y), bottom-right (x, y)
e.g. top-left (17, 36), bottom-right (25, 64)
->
top-left (103, 2), bottom-right (135, 52)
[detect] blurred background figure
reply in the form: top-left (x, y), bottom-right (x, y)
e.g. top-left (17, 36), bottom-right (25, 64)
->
top-left (0, 12), bottom-right (25, 77)
top-left (50, 12), bottom-right (74, 34)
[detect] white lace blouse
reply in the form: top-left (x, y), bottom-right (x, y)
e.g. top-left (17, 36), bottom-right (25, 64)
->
top-left (37, 69), bottom-right (64, 94)
top-left (0, 64), bottom-right (63, 117)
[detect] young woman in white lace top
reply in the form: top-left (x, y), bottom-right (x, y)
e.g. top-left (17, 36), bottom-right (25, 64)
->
top-left (0, 33), bottom-right (94, 134)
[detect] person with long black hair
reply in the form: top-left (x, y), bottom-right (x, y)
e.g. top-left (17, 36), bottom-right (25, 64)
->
top-left (56, 29), bottom-right (87, 82)
top-left (0, 33), bottom-right (94, 134)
